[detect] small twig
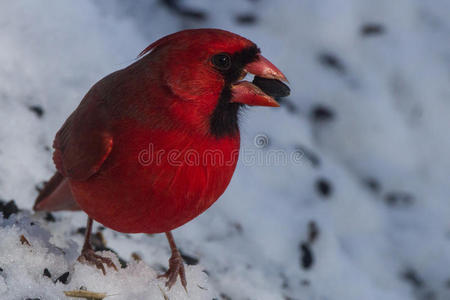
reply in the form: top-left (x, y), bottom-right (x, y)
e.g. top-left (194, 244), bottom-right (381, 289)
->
top-left (63, 290), bottom-right (107, 299)
top-left (20, 234), bottom-right (31, 246)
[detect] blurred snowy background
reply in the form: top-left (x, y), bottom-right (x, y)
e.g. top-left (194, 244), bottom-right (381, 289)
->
top-left (1, 0), bottom-right (450, 299)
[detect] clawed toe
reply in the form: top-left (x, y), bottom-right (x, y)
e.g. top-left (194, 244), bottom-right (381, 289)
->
top-left (158, 253), bottom-right (187, 290)
top-left (78, 248), bottom-right (118, 275)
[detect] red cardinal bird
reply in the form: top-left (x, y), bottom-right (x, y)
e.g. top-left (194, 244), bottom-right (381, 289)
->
top-left (34, 29), bottom-right (288, 289)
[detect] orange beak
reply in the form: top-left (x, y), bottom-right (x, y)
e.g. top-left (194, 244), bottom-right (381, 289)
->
top-left (230, 54), bottom-right (288, 107)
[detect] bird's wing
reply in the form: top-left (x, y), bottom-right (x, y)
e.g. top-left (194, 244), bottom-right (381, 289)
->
top-left (53, 94), bottom-right (113, 181)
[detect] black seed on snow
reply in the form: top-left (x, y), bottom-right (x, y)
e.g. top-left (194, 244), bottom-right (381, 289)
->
top-left (0, 267), bottom-right (3, 272)
top-left (235, 14), bottom-right (258, 25)
top-left (299, 242), bottom-right (314, 270)
top-left (76, 227), bottom-right (86, 235)
top-left (160, 0), bottom-right (206, 21)
top-left (91, 231), bottom-right (107, 250)
top-left (445, 279), bottom-right (450, 288)
top-left (318, 53), bottom-right (346, 73)
top-left (315, 178), bottom-right (332, 198)
top-left (220, 293), bottom-right (232, 300)
top-left (0, 199), bottom-right (19, 219)
top-left (422, 291), bottom-right (437, 300)
top-left (28, 105), bottom-right (45, 118)
top-left (44, 212), bottom-right (56, 222)
top-left (25, 298), bottom-right (40, 300)
top-left (43, 268), bottom-right (51, 278)
top-left (300, 279), bottom-right (310, 286)
top-left (308, 221), bottom-right (320, 244)
top-left (156, 264), bottom-right (168, 273)
top-left (402, 268), bottom-right (424, 288)
top-left (178, 8), bottom-right (206, 20)
top-left (232, 222), bottom-right (243, 234)
top-left (179, 250), bottom-right (199, 265)
top-left (361, 24), bottom-right (385, 36)
top-left (294, 145), bottom-right (320, 168)
top-left (385, 192), bottom-right (414, 206)
top-left (280, 272), bottom-right (289, 289)
top-left (279, 98), bottom-right (298, 113)
top-left (364, 177), bottom-right (381, 193)
top-left (55, 271), bottom-right (69, 284)
top-left (311, 105), bottom-right (335, 122)
top-left (161, 0), bottom-right (179, 9)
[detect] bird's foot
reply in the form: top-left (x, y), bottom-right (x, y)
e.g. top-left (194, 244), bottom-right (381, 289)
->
top-left (158, 251), bottom-right (187, 290)
top-left (77, 247), bottom-right (118, 275)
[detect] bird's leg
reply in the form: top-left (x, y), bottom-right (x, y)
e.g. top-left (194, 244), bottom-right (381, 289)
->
top-left (158, 231), bottom-right (187, 290)
top-left (77, 217), bottom-right (118, 275)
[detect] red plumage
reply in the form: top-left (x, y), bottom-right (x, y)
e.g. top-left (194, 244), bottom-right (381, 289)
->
top-left (33, 29), bottom-right (288, 288)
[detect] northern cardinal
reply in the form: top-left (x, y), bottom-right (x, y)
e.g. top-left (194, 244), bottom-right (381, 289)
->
top-left (34, 29), bottom-right (289, 289)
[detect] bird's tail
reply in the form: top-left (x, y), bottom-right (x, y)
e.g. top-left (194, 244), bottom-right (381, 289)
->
top-left (33, 172), bottom-right (81, 211)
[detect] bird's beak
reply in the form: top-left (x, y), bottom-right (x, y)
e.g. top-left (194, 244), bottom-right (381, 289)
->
top-left (230, 54), bottom-right (288, 107)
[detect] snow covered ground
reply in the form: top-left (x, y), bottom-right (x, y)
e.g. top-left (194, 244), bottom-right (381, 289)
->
top-left (1, 0), bottom-right (450, 299)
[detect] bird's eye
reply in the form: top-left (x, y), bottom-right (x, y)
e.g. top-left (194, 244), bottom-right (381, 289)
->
top-left (212, 53), bottom-right (232, 70)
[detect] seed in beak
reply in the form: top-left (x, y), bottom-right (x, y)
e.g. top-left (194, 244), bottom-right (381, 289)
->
top-left (252, 76), bottom-right (291, 98)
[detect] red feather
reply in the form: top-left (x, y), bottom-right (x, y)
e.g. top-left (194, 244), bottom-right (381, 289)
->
top-left (34, 29), bottom-right (286, 234)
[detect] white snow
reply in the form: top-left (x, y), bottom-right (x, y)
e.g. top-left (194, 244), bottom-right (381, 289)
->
top-left (0, 214), bottom-right (215, 299)
top-left (1, 0), bottom-right (450, 299)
